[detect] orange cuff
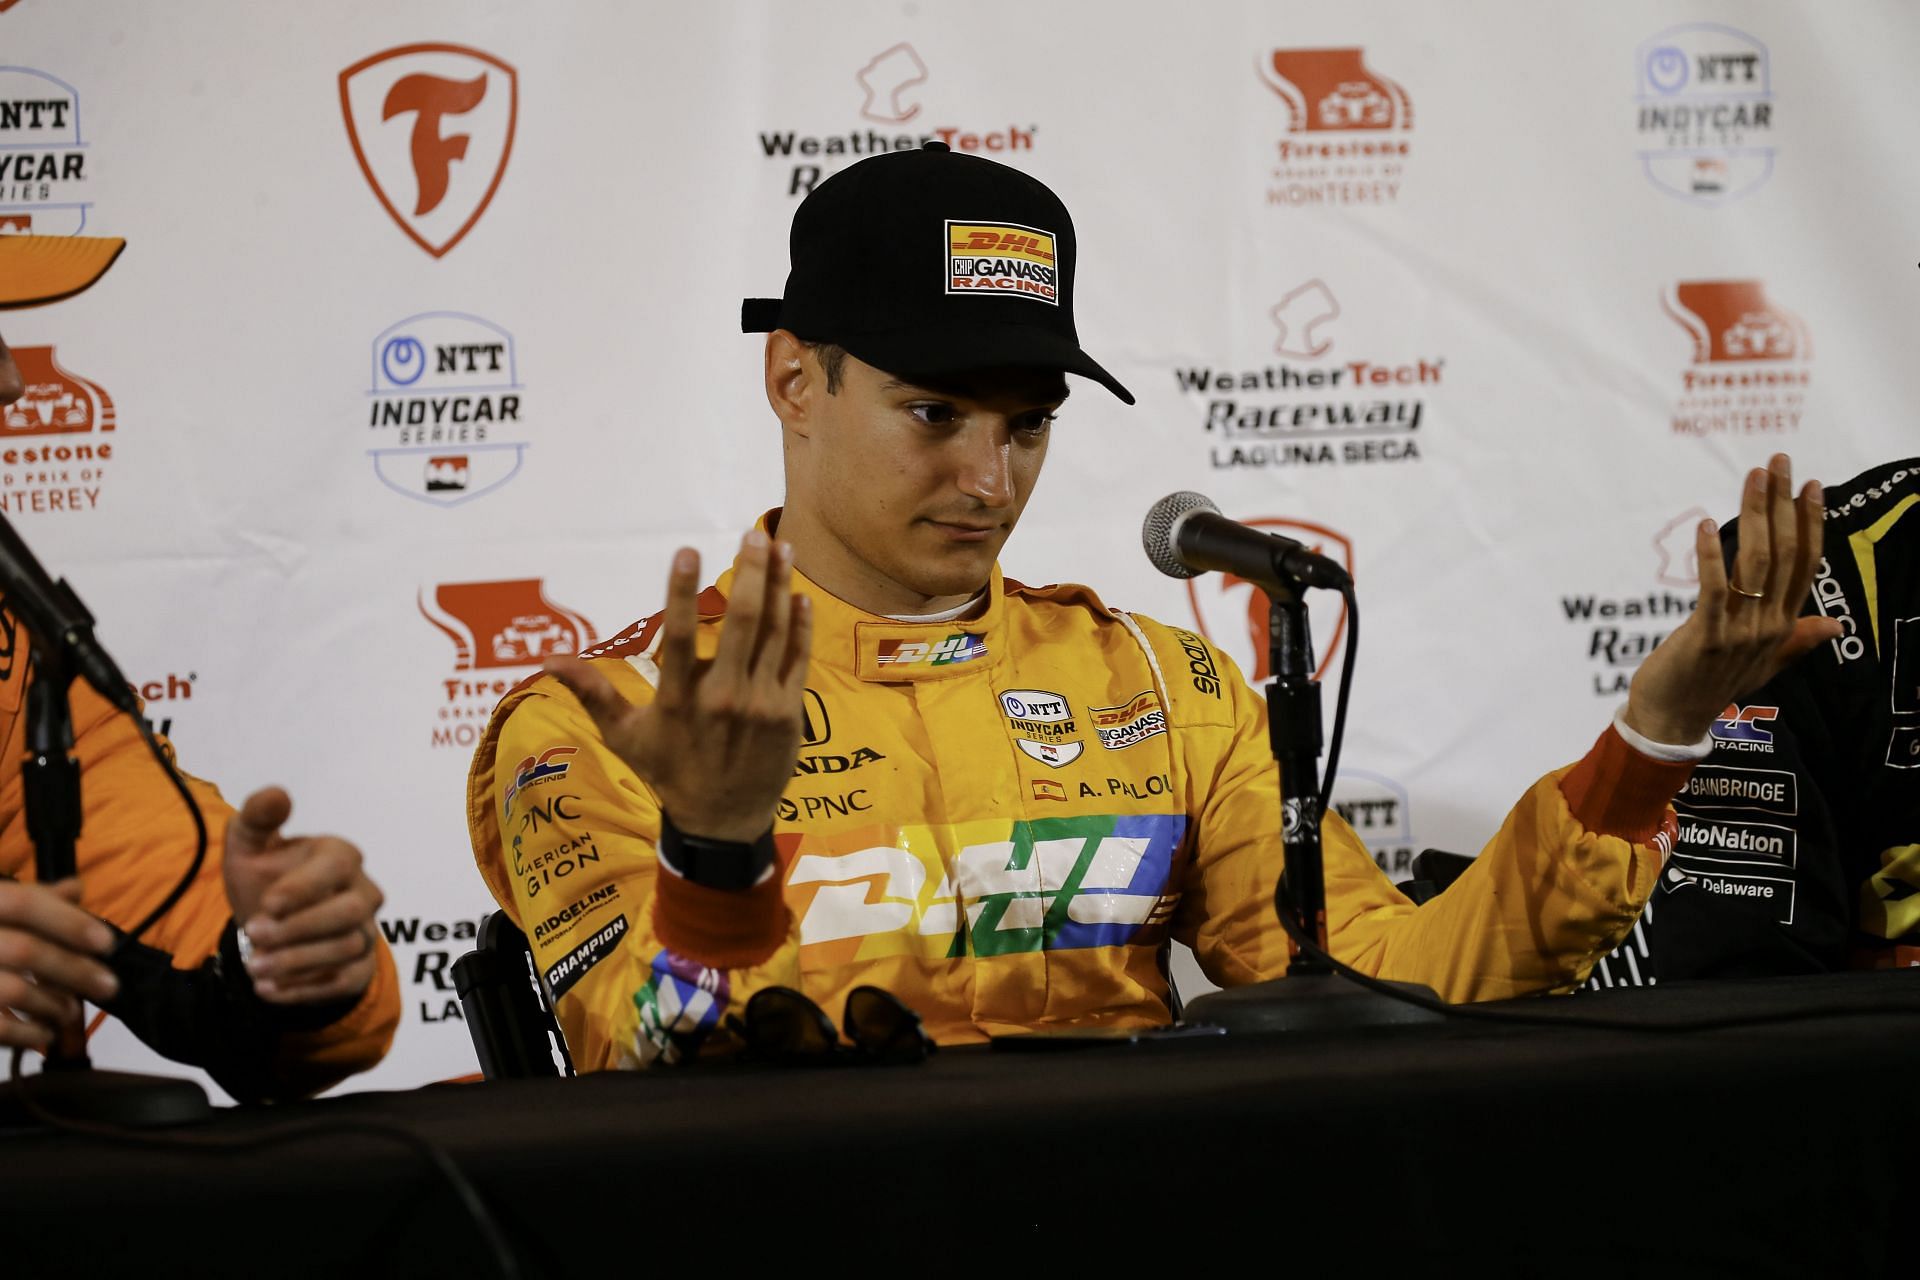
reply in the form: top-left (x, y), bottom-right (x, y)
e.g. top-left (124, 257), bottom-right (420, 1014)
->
top-left (651, 868), bottom-right (788, 971)
top-left (1559, 724), bottom-right (1697, 845)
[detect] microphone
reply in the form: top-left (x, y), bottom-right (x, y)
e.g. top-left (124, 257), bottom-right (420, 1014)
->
top-left (0, 512), bottom-right (137, 713)
top-left (1142, 492), bottom-right (1350, 591)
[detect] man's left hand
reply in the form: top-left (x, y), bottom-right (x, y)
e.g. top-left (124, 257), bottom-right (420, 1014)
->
top-left (1625, 453), bottom-right (1844, 746)
top-left (221, 787), bottom-right (384, 1006)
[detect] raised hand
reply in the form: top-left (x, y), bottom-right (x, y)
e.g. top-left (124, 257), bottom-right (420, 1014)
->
top-left (545, 531), bottom-right (813, 844)
top-left (1625, 453), bottom-right (1843, 746)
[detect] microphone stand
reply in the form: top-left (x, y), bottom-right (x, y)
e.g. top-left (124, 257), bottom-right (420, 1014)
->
top-left (1181, 576), bottom-right (1443, 1032)
top-left (0, 646), bottom-right (210, 1129)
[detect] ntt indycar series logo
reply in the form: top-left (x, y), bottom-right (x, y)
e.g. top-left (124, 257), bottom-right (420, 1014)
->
top-left (0, 345), bottom-right (114, 514)
top-left (759, 43), bottom-right (1040, 197)
top-left (0, 67), bottom-right (92, 234)
top-left (1259, 48), bottom-right (1412, 207)
top-left (340, 44), bottom-right (518, 258)
top-left (1663, 280), bottom-right (1811, 437)
top-left (1634, 24), bottom-right (1775, 206)
top-left (419, 579), bottom-right (596, 750)
top-left (1175, 284), bottom-right (1435, 471)
top-left (364, 312), bottom-right (528, 506)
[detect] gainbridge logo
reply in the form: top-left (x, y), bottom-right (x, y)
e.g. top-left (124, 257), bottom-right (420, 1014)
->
top-left (758, 42), bottom-right (1039, 198)
top-left (340, 44), bottom-right (518, 258)
top-left (1174, 288), bottom-right (1436, 472)
top-left (1184, 519), bottom-right (1353, 684)
top-left (0, 67), bottom-right (92, 235)
top-left (363, 311), bottom-right (529, 506)
top-left (418, 579), bottom-right (595, 749)
top-left (1258, 48), bottom-right (1412, 207)
top-left (0, 345), bottom-right (114, 513)
top-left (1634, 24), bottom-right (1775, 206)
top-left (1662, 280), bottom-right (1811, 437)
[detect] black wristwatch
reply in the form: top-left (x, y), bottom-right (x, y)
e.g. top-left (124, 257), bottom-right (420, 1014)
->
top-left (657, 814), bottom-right (776, 892)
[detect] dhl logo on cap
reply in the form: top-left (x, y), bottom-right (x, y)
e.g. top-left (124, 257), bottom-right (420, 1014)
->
top-left (945, 220), bottom-right (1059, 305)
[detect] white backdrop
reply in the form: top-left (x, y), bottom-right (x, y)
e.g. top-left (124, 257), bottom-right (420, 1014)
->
top-left (3, 0), bottom-right (1915, 1096)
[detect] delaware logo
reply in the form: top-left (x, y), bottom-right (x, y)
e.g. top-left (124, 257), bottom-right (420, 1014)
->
top-left (364, 311), bottom-right (528, 506)
top-left (339, 43), bottom-right (518, 258)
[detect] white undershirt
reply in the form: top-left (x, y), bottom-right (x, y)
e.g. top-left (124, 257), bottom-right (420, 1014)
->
top-left (884, 590), bottom-right (987, 624)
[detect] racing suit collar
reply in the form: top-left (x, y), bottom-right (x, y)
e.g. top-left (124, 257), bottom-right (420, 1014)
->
top-left (708, 509), bottom-right (1006, 683)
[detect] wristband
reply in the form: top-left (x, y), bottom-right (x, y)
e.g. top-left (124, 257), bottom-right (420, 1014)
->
top-left (658, 814), bottom-right (776, 892)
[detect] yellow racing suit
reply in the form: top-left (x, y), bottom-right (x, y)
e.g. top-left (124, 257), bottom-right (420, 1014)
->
top-left (468, 518), bottom-right (1691, 1069)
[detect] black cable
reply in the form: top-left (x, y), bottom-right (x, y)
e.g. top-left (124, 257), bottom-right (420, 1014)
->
top-left (1279, 581), bottom-right (1920, 1036)
top-left (125, 715), bottom-right (207, 943)
top-left (7, 1046), bottom-right (524, 1279)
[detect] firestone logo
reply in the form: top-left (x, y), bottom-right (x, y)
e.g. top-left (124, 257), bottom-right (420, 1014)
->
top-left (1259, 47), bottom-right (1412, 207)
top-left (1184, 518), bottom-right (1353, 683)
top-left (418, 579), bottom-right (596, 749)
top-left (1634, 24), bottom-right (1775, 206)
top-left (758, 43), bottom-right (1039, 198)
top-left (340, 44), bottom-right (518, 258)
top-left (0, 345), bottom-right (114, 514)
top-left (364, 311), bottom-right (528, 506)
top-left (0, 66), bottom-right (91, 234)
top-left (1663, 280), bottom-right (1811, 437)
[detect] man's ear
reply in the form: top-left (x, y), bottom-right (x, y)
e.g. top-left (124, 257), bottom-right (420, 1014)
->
top-left (764, 330), bottom-right (814, 438)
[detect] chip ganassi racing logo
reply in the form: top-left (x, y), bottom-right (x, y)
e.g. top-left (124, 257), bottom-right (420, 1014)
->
top-left (1663, 280), bottom-right (1812, 437)
top-left (1184, 518), bottom-right (1353, 683)
top-left (1259, 47), bottom-right (1412, 207)
top-left (419, 578), bottom-right (596, 750)
top-left (340, 43), bottom-right (519, 258)
top-left (0, 345), bottom-right (115, 514)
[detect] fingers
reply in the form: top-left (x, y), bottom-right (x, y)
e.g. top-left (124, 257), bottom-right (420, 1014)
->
top-left (1694, 517), bottom-right (1728, 647)
top-left (1764, 454), bottom-right (1798, 601)
top-left (712, 529), bottom-right (771, 679)
top-left (0, 879), bottom-right (116, 959)
top-left (255, 961), bottom-right (371, 1006)
top-left (753, 541), bottom-right (795, 682)
top-left (1732, 465), bottom-right (1772, 604)
top-left (226, 786), bottom-right (293, 858)
top-left (654, 547), bottom-right (701, 698)
top-left (0, 1008), bottom-right (57, 1051)
top-left (0, 969), bottom-right (83, 1029)
top-left (545, 655), bottom-right (635, 741)
top-left (781, 593), bottom-right (814, 688)
top-left (248, 927), bottom-right (372, 990)
top-left (253, 838), bottom-right (368, 921)
top-left (1784, 478), bottom-right (1825, 612)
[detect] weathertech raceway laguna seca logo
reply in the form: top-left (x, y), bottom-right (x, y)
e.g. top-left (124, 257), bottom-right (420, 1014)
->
top-left (1663, 280), bottom-right (1811, 437)
top-left (340, 43), bottom-right (518, 258)
top-left (1259, 47), bottom-right (1412, 206)
top-left (419, 578), bottom-right (595, 749)
top-left (0, 345), bottom-right (115, 513)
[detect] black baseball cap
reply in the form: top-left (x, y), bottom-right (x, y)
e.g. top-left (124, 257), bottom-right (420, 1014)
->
top-left (742, 142), bottom-right (1133, 404)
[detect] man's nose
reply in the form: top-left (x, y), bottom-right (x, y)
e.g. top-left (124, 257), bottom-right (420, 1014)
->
top-left (955, 423), bottom-right (1014, 508)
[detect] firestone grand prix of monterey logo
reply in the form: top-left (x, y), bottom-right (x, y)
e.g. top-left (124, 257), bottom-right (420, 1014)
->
top-left (1184, 518), bottom-right (1353, 684)
top-left (1259, 47), bottom-right (1412, 207)
top-left (340, 44), bottom-right (518, 258)
top-left (1662, 280), bottom-right (1811, 437)
top-left (1634, 23), bottom-right (1775, 206)
top-left (418, 578), bottom-right (595, 749)
top-left (364, 311), bottom-right (529, 506)
top-left (0, 345), bottom-right (114, 514)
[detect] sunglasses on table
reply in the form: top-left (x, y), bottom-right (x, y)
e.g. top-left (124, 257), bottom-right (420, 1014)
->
top-left (726, 985), bottom-right (937, 1067)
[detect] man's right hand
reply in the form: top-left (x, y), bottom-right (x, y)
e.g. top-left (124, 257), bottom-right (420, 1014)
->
top-left (545, 530), bottom-right (813, 844)
top-left (0, 878), bottom-right (118, 1051)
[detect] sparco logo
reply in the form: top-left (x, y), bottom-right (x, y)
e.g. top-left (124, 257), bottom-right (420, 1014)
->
top-left (1663, 280), bottom-right (1812, 437)
top-left (1177, 291), bottom-right (1433, 471)
top-left (1810, 557), bottom-right (1866, 664)
top-left (1185, 519), bottom-right (1352, 683)
top-left (0, 345), bottom-right (114, 513)
top-left (759, 43), bottom-right (1039, 197)
top-left (340, 44), bottom-right (518, 258)
top-left (1258, 48), bottom-right (1412, 207)
top-left (418, 579), bottom-right (597, 750)
top-left (1634, 24), bottom-right (1775, 205)
top-left (364, 311), bottom-right (528, 505)
top-left (0, 67), bottom-right (91, 234)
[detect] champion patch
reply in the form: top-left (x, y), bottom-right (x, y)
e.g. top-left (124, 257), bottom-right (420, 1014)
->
top-left (945, 220), bottom-right (1059, 305)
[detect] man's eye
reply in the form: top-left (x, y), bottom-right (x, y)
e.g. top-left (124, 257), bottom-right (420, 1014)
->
top-left (1014, 413), bottom-right (1056, 437)
top-left (909, 403), bottom-right (957, 426)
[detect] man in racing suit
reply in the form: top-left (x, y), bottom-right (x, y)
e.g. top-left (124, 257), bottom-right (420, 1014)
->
top-left (1589, 456), bottom-right (1920, 986)
top-left (466, 144), bottom-right (1836, 1069)
top-left (0, 235), bottom-right (399, 1100)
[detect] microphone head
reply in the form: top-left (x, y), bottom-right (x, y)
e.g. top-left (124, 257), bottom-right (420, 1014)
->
top-left (1142, 491), bottom-right (1219, 579)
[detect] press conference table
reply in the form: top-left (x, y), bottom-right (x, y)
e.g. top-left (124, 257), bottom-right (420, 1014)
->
top-left (5, 970), bottom-right (1918, 1276)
